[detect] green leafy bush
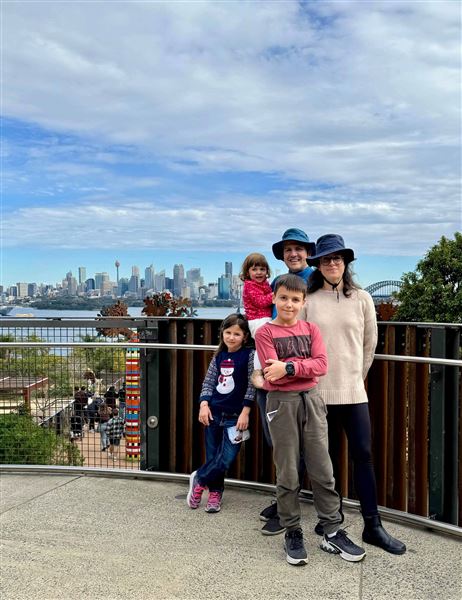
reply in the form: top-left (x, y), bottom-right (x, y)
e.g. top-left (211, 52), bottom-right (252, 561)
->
top-left (0, 414), bottom-right (83, 466)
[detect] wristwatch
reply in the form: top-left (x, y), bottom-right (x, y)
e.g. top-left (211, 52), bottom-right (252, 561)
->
top-left (285, 361), bottom-right (295, 377)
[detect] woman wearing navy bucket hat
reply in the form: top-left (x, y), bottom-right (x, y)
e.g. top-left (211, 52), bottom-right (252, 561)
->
top-left (300, 234), bottom-right (406, 555)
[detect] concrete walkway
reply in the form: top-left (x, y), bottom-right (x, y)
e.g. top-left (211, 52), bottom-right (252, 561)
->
top-left (1, 473), bottom-right (461, 600)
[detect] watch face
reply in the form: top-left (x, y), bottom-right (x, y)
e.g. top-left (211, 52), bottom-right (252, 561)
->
top-left (286, 362), bottom-right (295, 376)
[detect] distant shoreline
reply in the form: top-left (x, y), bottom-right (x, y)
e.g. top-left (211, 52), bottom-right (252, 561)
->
top-left (19, 298), bottom-right (237, 311)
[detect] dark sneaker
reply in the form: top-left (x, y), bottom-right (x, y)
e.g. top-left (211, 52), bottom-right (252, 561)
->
top-left (259, 501), bottom-right (278, 522)
top-left (284, 528), bottom-right (308, 566)
top-left (205, 490), bottom-right (222, 513)
top-left (321, 530), bottom-right (366, 562)
top-left (186, 471), bottom-right (206, 509)
top-left (314, 506), bottom-right (344, 536)
top-left (261, 517), bottom-right (286, 536)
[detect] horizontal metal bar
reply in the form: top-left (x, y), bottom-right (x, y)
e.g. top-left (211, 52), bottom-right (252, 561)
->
top-left (1, 317), bottom-right (461, 327)
top-left (374, 354), bottom-right (462, 367)
top-left (0, 341), bottom-right (218, 351)
top-left (1, 465), bottom-right (461, 537)
top-left (0, 341), bottom-right (461, 367)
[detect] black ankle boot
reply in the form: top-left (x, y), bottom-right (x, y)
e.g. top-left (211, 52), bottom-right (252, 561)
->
top-left (362, 515), bottom-right (406, 555)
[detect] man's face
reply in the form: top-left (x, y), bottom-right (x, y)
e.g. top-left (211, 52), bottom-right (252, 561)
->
top-left (283, 242), bottom-right (309, 272)
top-left (272, 285), bottom-right (305, 325)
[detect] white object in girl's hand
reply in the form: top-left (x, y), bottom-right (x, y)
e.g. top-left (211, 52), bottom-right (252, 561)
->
top-left (227, 426), bottom-right (250, 444)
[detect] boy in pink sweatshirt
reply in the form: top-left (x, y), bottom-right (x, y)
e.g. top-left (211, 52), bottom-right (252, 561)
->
top-left (255, 273), bottom-right (365, 566)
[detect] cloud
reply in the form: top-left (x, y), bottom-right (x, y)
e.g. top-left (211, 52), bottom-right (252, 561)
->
top-left (2, 0), bottom-right (461, 265)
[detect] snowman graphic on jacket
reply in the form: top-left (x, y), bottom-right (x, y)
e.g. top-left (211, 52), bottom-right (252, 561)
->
top-left (216, 358), bottom-right (235, 394)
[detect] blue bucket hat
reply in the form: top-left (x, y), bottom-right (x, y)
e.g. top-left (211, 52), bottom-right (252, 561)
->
top-left (272, 228), bottom-right (316, 261)
top-left (308, 234), bottom-right (355, 265)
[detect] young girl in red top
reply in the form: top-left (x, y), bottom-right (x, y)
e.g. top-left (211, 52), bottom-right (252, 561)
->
top-left (241, 253), bottom-right (272, 334)
top-left (240, 253), bottom-right (273, 379)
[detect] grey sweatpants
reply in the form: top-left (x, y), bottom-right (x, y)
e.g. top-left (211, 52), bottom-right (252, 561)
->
top-left (267, 388), bottom-right (342, 533)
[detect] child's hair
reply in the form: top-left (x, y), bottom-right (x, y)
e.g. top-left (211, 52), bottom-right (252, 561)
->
top-left (273, 273), bottom-right (307, 298)
top-left (239, 253), bottom-right (271, 281)
top-left (216, 313), bottom-right (250, 354)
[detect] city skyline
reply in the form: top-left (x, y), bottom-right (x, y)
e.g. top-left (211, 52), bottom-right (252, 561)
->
top-left (2, 250), bottom-right (423, 292)
top-left (3, 2), bottom-right (460, 291)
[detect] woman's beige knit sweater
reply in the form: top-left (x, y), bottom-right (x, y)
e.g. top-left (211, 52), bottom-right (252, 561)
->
top-left (299, 288), bottom-right (378, 405)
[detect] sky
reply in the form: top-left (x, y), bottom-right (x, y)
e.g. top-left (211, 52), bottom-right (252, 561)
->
top-left (1, 0), bottom-right (461, 290)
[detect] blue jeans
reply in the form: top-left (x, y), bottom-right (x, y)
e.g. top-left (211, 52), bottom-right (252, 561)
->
top-left (196, 413), bottom-right (242, 492)
top-left (99, 421), bottom-right (109, 450)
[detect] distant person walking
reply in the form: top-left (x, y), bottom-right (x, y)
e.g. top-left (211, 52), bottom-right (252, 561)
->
top-left (117, 382), bottom-right (126, 420)
top-left (73, 386), bottom-right (88, 419)
top-left (98, 402), bottom-right (112, 452)
top-left (86, 395), bottom-right (101, 432)
top-left (104, 385), bottom-right (118, 410)
top-left (106, 408), bottom-right (125, 461)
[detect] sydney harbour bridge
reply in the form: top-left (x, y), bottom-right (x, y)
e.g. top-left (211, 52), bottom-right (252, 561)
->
top-left (364, 280), bottom-right (403, 303)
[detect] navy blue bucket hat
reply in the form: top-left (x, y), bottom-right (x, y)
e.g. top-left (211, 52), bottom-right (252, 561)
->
top-left (272, 228), bottom-right (316, 261)
top-left (308, 234), bottom-right (355, 265)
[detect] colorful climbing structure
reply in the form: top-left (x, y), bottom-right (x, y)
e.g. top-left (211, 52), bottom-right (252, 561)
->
top-left (125, 335), bottom-right (141, 461)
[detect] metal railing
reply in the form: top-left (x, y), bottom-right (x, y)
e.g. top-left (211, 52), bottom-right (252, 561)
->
top-left (0, 318), bottom-right (460, 535)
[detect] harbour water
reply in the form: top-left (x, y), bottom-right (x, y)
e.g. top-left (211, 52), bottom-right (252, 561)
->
top-left (2, 305), bottom-right (235, 321)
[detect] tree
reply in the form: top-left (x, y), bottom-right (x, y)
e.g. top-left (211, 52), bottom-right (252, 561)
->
top-left (393, 232), bottom-right (462, 322)
top-left (73, 335), bottom-right (126, 379)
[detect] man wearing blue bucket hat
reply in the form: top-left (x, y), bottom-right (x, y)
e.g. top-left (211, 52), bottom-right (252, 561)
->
top-left (257, 228), bottom-right (316, 536)
top-left (300, 234), bottom-right (406, 555)
top-left (271, 228), bottom-right (316, 287)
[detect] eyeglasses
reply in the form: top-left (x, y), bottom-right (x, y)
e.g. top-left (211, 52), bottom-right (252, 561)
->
top-left (319, 255), bottom-right (344, 266)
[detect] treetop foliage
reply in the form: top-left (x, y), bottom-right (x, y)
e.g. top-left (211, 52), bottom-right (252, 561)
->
top-left (393, 232), bottom-right (462, 323)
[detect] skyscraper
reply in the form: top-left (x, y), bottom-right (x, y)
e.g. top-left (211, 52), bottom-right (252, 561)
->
top-left (225, 262), bottom-right (233, 279)
top-left (173, 264), bottom-right (184, 297)
top-left (78, 267), bottom-right (87, 285)
top-left (145, 264), bottom-right (155, 290)
top-left (218, 275), bottom-right (230, 300)
top-left (186, 268), bottom-right (203, 300)
top-left (16, 282), bottom-right (28, 298)
top-left (95, 272), bottom-right (110, 291)
top-left (153, 270), bottom-right (166, 292)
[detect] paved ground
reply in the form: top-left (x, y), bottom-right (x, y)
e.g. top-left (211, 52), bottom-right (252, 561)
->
top-left (1, 473), bottom-right (461, 600)
top-left (73, 428), bottom-right (139, 469)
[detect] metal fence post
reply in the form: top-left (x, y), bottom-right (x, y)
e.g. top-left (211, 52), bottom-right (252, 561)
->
top-left (444, 327), bottom-right (460, 525)
top-left (139, 322), bottom-right (160, 470)
top-left (429, 328), bottom-right (446, 520)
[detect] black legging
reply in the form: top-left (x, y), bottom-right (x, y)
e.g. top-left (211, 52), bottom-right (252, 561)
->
top-left (326, 403), bottom-right (378, 518)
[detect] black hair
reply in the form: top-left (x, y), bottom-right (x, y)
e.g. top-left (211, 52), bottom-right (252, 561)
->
top-left (216, 313), bottom-right (250, 354)
top-left (307, 257), bottom-right (359, 297)
top-left (273, 273), bottom-right (307, 298)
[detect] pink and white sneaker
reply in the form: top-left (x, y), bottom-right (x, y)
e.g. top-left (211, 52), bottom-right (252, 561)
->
top-left (205, 490), bottom-right (223, 513)
top-left (187, 471), bottom-right (206, 509)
